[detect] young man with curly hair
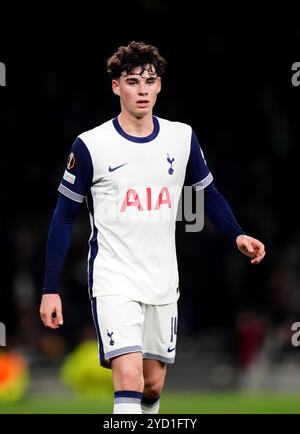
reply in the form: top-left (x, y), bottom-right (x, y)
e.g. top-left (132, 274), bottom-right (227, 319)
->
top-left (40, 41), bottom-right (266, 414)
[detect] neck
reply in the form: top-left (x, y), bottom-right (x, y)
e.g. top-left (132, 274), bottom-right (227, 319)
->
top-left (118, 112), bottom-right (154, 137)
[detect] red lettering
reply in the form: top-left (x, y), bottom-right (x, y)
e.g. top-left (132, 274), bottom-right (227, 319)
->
top-left (146, 187), bottom-right (152, 210)
top-left (120, 189), bottom-right (144, 212)
top-left (155, 187), bottom-right (171, 210)
top-left (121, 187), bottom-right (171, 212)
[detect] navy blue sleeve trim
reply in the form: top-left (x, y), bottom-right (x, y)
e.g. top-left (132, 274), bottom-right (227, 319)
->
top-left (42, 193), bottom-right (81, 294)
top-left (204, 182), bottom-right (246, 244)
top-left (185, 130), bottom-right (212, 187)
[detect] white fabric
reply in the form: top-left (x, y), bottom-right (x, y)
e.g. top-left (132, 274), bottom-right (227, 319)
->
top-left (94, 295), bottom-right (177, 365)
top-left (113, 402), bottom-right (142, 414)
top-left (79, 118), bottom-right (191, 304)
top-left (141, 400), bottom-right (160, 414)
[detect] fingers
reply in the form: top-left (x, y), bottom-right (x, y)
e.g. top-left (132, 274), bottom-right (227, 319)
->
top-left (250, 247), bottom-right (266, 265)
top-left (40, 312), bottom-right (61, 329)
top-left (237, 235), bottom-right (266, 264)
top-left (52, 308), bottom-right (64, 328)
top-left (238, 240), bottom-right (255, 258)
top-left (244, 240), bottom-right (254, 254)
top-left (243, 242), bottom-right (255, 257)
top-left (40, 311), bottom-right (59, 329)
top-left (39, 294), bottom-right (63, 329)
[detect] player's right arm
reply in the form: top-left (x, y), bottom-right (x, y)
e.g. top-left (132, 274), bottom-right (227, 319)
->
top-left (40, 137), bottom-right (93, 329)
top-left (40, 194), bottom-right (81, 328)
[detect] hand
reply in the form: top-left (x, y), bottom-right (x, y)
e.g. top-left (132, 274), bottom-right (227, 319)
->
top-left (236, 234), bottom-right (266, 265)
top-left (40, 293), bottom-right (64, 329)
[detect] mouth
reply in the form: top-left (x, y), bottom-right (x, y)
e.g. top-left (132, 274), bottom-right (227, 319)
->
top-left (136, 100), bottom-right (149, 105)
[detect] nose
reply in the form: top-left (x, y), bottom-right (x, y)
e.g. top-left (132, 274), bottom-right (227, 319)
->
top-left (138, 84), bottom-right (148, 96)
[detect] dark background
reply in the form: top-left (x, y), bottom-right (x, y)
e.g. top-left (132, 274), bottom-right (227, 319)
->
top-left (1, 2), bottom-right (300, 368)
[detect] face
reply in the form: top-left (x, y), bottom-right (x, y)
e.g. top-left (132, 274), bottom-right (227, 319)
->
top-left (112, 65), bottom-right (161, 118)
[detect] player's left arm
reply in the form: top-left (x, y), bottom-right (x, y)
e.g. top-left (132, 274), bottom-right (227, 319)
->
top-left (236, 234), bottom-right (266, 265)
top-left (204, 184), bottom-right (266, 264)
top-left (203, 182), bottom-right (266, 264)
top-left (184, 128), bottom-right (266, 265)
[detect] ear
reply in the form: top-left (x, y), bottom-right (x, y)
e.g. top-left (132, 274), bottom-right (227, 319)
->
top-left (156, 77), bottom-right (161, 94)
top-left (112, 79), bottom-right (120, 96)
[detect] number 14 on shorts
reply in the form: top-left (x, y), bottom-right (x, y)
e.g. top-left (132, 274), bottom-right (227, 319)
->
top-left (168, 316), bottom-right (177, 352)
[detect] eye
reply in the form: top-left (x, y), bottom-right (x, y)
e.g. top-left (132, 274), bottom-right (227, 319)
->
top-left (147, 78), bottom-right (158, 85)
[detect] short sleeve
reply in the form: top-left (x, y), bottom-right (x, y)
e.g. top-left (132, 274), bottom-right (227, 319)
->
top-left (185, 130), bottom-right (213, 190)
top-left (58, 137), bottom-right (93, 202)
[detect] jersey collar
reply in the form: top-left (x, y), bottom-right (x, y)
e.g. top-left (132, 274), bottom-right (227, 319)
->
top-left (112, 116), bottom-right (160, 143)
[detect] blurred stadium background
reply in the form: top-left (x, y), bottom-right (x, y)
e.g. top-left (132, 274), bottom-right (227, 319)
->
top-left (1, 2), bottom-right (300, 413)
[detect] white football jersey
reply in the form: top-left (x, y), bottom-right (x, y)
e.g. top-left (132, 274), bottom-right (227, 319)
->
top-left (58, 116), bottom-right (213, 304)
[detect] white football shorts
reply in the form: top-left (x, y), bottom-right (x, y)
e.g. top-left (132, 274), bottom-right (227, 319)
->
top-left (91, 295), bottom-right (178, 368)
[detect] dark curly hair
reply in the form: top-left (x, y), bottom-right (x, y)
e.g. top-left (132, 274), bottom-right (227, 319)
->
top-left (106, 41), bottom-right (167, 79)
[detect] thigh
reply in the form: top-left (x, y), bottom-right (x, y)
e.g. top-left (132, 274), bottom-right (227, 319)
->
top-left (91, 295), bottom-right (144, 368)
top-left (143, 302), bottom-right (178, 364)
top-left (112, 352), bottom-right (144, 392)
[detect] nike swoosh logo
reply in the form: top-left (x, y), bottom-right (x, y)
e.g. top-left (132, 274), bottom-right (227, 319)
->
top-left (109, 163), bottom-right (127, 172)
top-left (167, 346), bottom-right (175, 353)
